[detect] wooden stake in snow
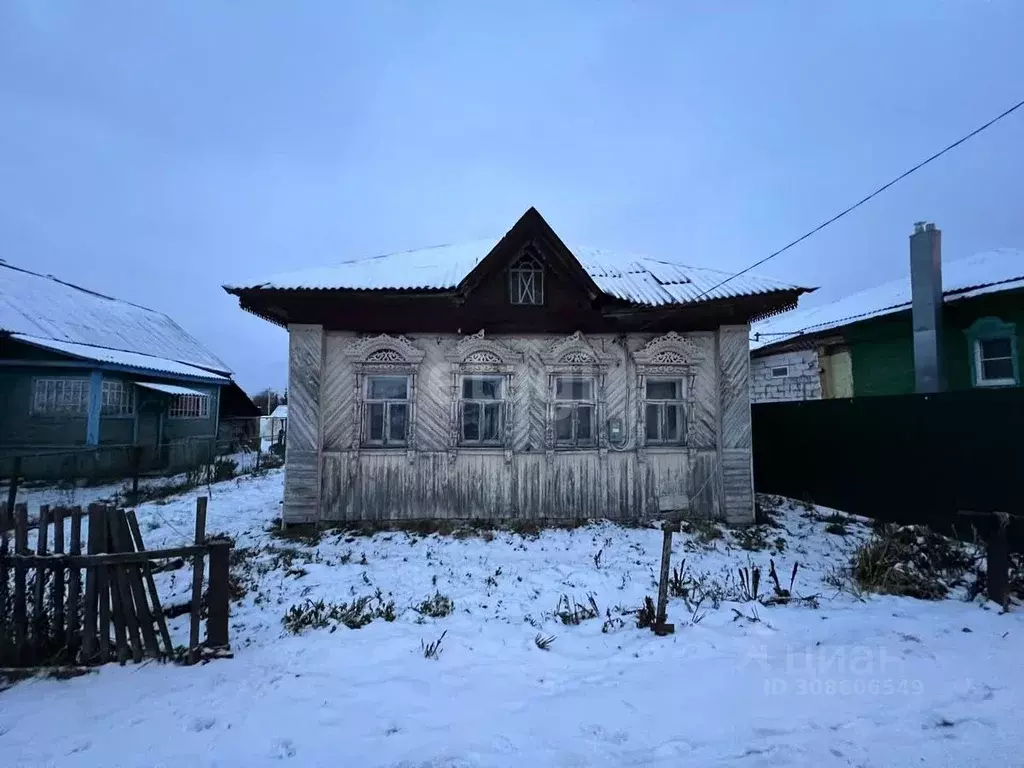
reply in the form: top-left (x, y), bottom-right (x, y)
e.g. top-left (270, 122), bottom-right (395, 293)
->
top-left (653, 521), bottom-right (676, 636)
top-left (188, 496), bottom-right (208, 664)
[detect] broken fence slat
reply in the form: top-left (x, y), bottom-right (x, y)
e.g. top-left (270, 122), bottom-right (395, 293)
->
top-left (52, 507), bottom-right (65, 645)
top-left (66, 507), bottom-right (82, 658)
top-left (125, 510), bottom-right (173, 657)
top-left (81, 504), bottom-right (104, 663)
top-left (32, 505), bottom-right (50, 652)
top-left (13, 504), bottom-right (29, 664)
top-left (111, 508), bottom-right (160, 658)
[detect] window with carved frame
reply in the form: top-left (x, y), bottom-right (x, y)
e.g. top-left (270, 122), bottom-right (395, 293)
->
top-left (343, 335), bottom-right (425, 453)
top-left (364, 374), bottom-right (410, 446)
top-left (459, 375), bottom-right (505, 445)
top-left (633, 332), bottom-right (702, 451)
top-left (446, 331), bottom-right (520, 455)
top-left (553, 375), bottom-right (595, 447)
top-left (644, 377), bottom-right (685, 444)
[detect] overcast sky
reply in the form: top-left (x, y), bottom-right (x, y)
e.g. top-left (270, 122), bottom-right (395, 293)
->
top-left (1, 1), bottom-right (1022, 392)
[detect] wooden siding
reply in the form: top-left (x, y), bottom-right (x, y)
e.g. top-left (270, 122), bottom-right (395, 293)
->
top-left (294, 328), bottom-right (756, 525)
top-left (718, 326), bottom-right (754, 522)
top-left (284, 325), bottom-right (323, 522)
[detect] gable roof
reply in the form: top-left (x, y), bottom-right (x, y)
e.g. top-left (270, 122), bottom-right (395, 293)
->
top-left (0, 261), bottom-right (231, 378)
top-left (751, 248), bottom-right (1024, 353)
top-left (225, 207), bottom-right (807, 310)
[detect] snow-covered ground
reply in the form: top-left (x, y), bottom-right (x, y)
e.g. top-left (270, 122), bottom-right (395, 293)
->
top-left (1, 470), bottom-right (1022, 767)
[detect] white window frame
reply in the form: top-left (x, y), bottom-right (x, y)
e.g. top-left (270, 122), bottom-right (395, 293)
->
top-left (459, 374), bottom-right (506, 446)
top-left (169, 392), bottom-right (210, 419)
top-left (974, 337), bottom-right (1016, 387)
top-left (363, 374), bottom-right (412, 447)
top-left (643, 377), bottom-right (686, 446)
top-left (31, 377), bottom-right (90, 416)
top-left (769, 365), bottom-right (789, 378)
top-left (101, 379), bottom-right (135, 417)
top-left (509, 254), bottom-right (544, 306)
top-left (552, 375), bottom-right (597, 448)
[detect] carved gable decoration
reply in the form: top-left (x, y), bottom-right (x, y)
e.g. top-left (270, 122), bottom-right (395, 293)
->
top-left (541, 331), bottom-right (613, 368)
top-left (633, 332), bottom-right (703, 373)
top-left (342, 334), bottom-right (425, 368)
top-left (446, 330), bottom-right (521, 369)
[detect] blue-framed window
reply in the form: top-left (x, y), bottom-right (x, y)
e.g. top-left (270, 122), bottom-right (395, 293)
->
top-left (966, 317), bottom-right (1019, 387)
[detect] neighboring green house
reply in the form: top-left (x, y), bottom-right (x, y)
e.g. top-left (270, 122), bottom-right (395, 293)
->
top-left (750, 248), bottom-right (1024, 400)
top-left (0, 260), bottom-right (245, 480)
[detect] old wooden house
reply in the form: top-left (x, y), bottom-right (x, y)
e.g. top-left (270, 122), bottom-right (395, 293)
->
top-left (0, 260), bottom-right (251, 479)
top-left (225, 208), bottom-right (808, 525)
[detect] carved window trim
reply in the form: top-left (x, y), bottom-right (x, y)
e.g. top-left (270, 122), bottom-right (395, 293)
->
top-left (342, 334), bottom-right (425, 457)
top-left (541, 332), bottom-right (614, 454)
top-left (633, 332), bottom-right (703, 455)
top-left (445, 331), bottom-right (521, 461)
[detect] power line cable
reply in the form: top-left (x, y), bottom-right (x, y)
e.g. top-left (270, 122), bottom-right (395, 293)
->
top-left (693, 97), bottom-right (1024, 302)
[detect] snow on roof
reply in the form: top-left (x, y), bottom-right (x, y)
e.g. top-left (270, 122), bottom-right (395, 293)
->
top-left (134, 381), bottom-right (210, 396)
top-left (751, 249), bottom-right (1024, 352)
top-left (0, 262), bottom-right (231, 375)
top-left (225, 241), bottom-right (801, 307)
top-left (269, 404), bottom-right (288, 419)
top-left (13, 334), bottom-right (230, 382)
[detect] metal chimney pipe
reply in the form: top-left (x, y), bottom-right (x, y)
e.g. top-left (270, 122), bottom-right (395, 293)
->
top-left (909, 222), bottom-right (944, 393)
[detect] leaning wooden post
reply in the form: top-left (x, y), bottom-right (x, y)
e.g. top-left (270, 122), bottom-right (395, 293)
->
top-left (987, 512), bottom-right (1010, 608)
top-left (653, 520), bottom-right (676, 636)
top-left (188, 496), bottom-right (208, 664)
top-left (206, 539), bottom-right (231, 651)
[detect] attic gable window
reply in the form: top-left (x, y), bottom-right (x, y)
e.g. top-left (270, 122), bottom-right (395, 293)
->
top-left (509, 254), bottom-right (544, 305)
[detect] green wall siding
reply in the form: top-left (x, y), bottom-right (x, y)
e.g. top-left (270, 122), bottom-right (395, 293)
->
top-left (848, 292), bottom-right (1024, 396)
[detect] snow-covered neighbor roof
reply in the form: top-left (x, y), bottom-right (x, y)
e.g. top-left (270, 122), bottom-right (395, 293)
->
top-left (751, 248), bottom-right (1024, 352)
top-left (269, 404), bottom-right (288, 419)
top-left (226, 240), bottom-right (802, 307)
top-left (0, 262), bottom-right (231, 377)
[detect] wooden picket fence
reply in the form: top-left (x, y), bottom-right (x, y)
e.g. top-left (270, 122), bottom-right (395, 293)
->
top-left (0, 496), bottom-right (231, 668)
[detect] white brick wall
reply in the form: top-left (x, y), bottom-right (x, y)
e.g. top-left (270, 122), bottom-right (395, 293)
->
top-left (750, 349), bottom-right (821, 403)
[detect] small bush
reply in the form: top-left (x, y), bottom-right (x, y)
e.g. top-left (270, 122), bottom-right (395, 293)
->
top-left (534, 633), bottom-right (556, 650)
top-left (848, 524), bottom-right (980, 600)
top-left (682, 518), bottom-right (723, 545)
top-left (282, 595), bottom-right (397, 634)
top-left (735, 526), bottom-right (769, 551)
top-left (416, 592), bottom-right (455, 618)
top-left (554, 594), bottom-right (600, 625)
top-left (421, 630), bottom-right (446, 660)
top-left (210, 457), bottom-right (238, 483)
top-left (635, 596), bottom-right (657, 629)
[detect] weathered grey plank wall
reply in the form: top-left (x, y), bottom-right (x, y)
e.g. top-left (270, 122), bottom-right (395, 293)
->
top-left (283, 325), bottom-right (323, 523)
top-left (718, 326), bottom-right (755, 522)
top-left (297, 329), bottom-right (754, 525)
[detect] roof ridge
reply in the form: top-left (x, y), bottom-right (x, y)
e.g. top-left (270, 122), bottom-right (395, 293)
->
top-left (0, 260), bottom-right (167, 317)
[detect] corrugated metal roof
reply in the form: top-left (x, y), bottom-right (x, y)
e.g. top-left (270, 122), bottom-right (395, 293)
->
top-left (226, 241), bottom-right (802, 307)
top-left (0, 262), bottom-right (231, 375)
top-left (751, 248), bottom-right (1024, 351)
top-left (13, 334), bottom-right (230, 382)
top-left (134, 381), bottom-right (209, 396)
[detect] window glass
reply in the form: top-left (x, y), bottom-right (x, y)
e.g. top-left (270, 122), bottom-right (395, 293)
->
top-left (646, 379), bottom-right (681, 400)
top-left (555, 377), bottom-right (593, 400)
top-left (369, 376), bottom-right (408, 400)
top-left (463, 377), bottom-right (501, 400)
